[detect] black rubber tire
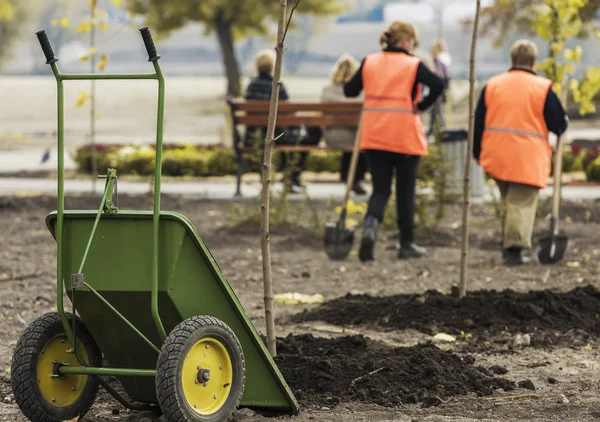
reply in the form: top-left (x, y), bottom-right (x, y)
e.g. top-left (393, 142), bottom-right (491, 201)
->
top-left (156, 316), bottom-right (245, 422)
top-left (11, 312), bottom-right (102, 422)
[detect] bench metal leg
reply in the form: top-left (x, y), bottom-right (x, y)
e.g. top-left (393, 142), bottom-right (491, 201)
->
top-left (235, 154), bottom-right (244, 197)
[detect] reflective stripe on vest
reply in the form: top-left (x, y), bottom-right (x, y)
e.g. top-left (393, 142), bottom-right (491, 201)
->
top-left (363, 107), bottom-right (414, 114)
top-left (484, 126), bottom-right (548, 140)
top-left (360, 51), bottom-right (428, 156)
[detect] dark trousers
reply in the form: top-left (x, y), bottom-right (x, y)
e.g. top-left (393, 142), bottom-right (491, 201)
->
top-left (365, 149), bottom-right (420, 244)
top-left (340, 152), bottom-right (368, 183)
top-left (277, 127), bottom-right (322, 184)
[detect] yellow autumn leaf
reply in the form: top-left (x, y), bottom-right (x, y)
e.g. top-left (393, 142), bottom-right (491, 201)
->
top-left (60, 17), bottom-right (69, 28)
top-left (570, 79), bottom-right (580, 91)
top-left (110, 0), bottom-right (122, 5)
top-left (564, 49), bottom-right (574, 61)
top-left (0, 1), bottom-right (15, 21)
top-left (76, 20), bottom-right (93, 33)
top-left (89, 47), bottom-right (96, 55)
top-left (550, 42), bottom-right (563, 54)
top-left (89, 0), bottom-right (98, 8)
top-left (99, 21), bottom-right (107, 31)
top-left (76, 91), bottom-right (88, 108)
top-left (80, 55), bottom-right (89, 62)
top-left (98, 53), bottom-right (109, 71)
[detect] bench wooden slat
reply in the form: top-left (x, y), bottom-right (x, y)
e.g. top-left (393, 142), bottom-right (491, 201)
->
top-left (230, 100), bottom-right (363, 113)
top-left (237, 115), bottom-right (360, 127)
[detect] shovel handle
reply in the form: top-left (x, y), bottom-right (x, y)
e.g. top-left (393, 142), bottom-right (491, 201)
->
top-left (340, 112), bottom-right (363, 222)
top-left (552, 135), bottom-right (563, 226)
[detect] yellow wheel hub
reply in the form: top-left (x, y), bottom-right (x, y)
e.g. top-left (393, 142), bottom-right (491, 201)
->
top-left (36, 335), bottom-right (89, 408)
top-left (182, 337), bottom-right (233, 415)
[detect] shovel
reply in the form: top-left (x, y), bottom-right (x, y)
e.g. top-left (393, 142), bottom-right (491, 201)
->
top-left (536, 135), bottom-right (568, 264)
top-left (324, 115), bottom-right (363, 260)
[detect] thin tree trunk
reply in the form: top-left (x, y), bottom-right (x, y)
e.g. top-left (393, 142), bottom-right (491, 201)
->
top-left (214, 11), bottom-right (241, 97)
top-left (90, 1), bottom-right (97, 194)
top-left (458, 0), bottom-right (481, 299)
top-left (260, 0), bottom-right (288, 358)
top-left (260, 0), bottom-right (301, 357)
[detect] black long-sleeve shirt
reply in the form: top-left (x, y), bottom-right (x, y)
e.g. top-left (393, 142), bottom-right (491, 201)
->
top-left (473, 68), bottom-right (568, 160)
top-left (243, 73), bottom-right (290, 144)
top-left (343, 46), bottom-right (445, 112)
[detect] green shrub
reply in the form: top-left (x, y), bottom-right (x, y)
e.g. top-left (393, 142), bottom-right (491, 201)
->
top-left (72, 143), bottom-right (346, 177)
top-left (571, 150), bottom-right (596, 173)
top-left (586, 156), bottom-right (600, 182)
top-left (162, 147), bottom-right (211, 176)
top-left (305, 150), bottom-right (342, 173)
top-left (207, 148), bottom-right (237, 176)
top-left (561, 150), bottom-right (576, 173)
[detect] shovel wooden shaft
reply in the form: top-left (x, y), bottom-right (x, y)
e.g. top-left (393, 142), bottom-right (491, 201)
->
top-left (339, 114), bottom-right (363, 221)
top-left (552, 135), bottom-right (563, 234)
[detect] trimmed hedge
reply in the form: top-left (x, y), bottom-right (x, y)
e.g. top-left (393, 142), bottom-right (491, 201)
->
top-left (73, 143), bottom-right (343, 177)
top-left (73, 143), bottom-right (600, 182)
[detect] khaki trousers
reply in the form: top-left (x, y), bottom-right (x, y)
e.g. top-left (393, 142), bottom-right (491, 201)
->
top-left (495, 179), bottom-right (540, 249)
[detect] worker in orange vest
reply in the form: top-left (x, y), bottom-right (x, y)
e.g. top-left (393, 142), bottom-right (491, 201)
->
top-left (474, 39), bottom-right (568, 266)
top-left (344, 21), bottom-right (444, 262)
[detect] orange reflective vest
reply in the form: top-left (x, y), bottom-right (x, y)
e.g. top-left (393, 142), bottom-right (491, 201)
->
top-left (360, 51), bottom-right (428, 156)
top-left (480, 70), bottom-right (553, 188)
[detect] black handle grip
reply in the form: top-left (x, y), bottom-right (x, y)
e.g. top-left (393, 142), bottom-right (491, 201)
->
top-left (36, 30), bottom-right (59, 65)
top-left (139, 26), bottom-right (161, 62)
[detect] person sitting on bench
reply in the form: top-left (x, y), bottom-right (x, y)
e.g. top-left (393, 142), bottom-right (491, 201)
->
top-left (321, 54), bottom-right (369, 195)
top-left (244, 49), bottom-right (321, 193)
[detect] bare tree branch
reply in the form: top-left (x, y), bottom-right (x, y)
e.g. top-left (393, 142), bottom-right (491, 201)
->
top-left (282, 0), bottom-right (301, 43)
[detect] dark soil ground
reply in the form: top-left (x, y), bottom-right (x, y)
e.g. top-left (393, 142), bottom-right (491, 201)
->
top-left (292, 285), bottom-right (600, 347)
top-left (274, 334), bottom-right (514, 408)
top-left (2, 193), bottom-right (600, 421)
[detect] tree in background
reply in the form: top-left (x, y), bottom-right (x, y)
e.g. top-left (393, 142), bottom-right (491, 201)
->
top-left (0, 0), bottom-right (29, 70)
top-left (479, 0), bottom-right (599, 47)
top-left (469, 0), bottom-right (600, 115)
top-left (126, 0), bottom-right (340, 97)
top-left (529, 0), bottom-right (600, 115)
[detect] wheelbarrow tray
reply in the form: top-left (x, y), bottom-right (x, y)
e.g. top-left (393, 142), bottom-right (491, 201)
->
top-left (46, 210), bottom-right (298, 414)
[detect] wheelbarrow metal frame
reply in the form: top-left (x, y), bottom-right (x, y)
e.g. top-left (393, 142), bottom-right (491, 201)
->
top-left (35, 28), bottom-right (298, 414)
top-left (50, 61), bottom-right (167, 380)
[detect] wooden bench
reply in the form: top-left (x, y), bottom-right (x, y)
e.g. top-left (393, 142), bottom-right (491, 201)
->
top-left (227, 99), bottom-right (362, 196)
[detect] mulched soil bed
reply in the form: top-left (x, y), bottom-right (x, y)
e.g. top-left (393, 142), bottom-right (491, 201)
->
top-left (291, 286), bottom-right (600, 346)
top-left (273, 334), bottom-right (514, 408)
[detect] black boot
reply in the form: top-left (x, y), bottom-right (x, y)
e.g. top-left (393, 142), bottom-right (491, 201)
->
top-left (352, 181), bottom-right (367, 195)
top-left (503, 247), bottom-right (529, 266)
top-left (398, 242), bottom-right (427, 259)
top-left (398, 229), bottom-right (427, 259)
top-left (359, 215), bottom-right (379, 262)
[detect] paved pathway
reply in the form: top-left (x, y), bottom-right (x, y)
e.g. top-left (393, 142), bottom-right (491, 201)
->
top-left (2, 177), bottom-right (600, 203)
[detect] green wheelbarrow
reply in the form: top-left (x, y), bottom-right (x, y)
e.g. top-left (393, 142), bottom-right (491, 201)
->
top-left (10, 27), bottom-right (298, 422)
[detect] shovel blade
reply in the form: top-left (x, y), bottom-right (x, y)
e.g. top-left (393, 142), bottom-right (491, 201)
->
top-left (536, 234), bottom-right (568, 265)
top-left (324, 221), bottom-right (355, 260)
